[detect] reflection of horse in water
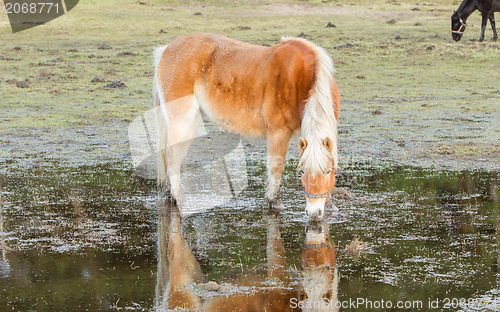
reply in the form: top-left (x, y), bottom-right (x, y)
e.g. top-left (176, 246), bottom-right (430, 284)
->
top-left (156, 201), bottom-right (338, 311)
top-left (154, 34), bottom-right (340, 220)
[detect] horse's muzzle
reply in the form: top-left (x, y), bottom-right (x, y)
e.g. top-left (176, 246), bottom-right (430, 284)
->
top-left (452, 33), bottom-right (462, 42)
top-left (305, 198), bottom-right (325, 221)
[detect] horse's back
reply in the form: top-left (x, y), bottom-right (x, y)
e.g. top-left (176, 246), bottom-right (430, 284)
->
top-left (155, 34), bottom-right (332, 138)
top-left (478, 0), bottom-right (500, 11)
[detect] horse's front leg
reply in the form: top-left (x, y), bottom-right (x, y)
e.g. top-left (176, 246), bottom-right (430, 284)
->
top-left (489, 13), bottom-right (497, 41)
top-left (266, 129), bottom-right (292, 211)
top-left (479, 13), bottom-right (489, 41)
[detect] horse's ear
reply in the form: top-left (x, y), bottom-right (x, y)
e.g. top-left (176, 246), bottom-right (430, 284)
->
top-left (322, 137), bottom-right (333, 153)
top-left (298, 137), bottom-right (308, 153)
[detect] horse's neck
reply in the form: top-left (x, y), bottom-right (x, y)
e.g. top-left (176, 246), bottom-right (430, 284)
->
top-left (458, 0), bottom-right (477, 19)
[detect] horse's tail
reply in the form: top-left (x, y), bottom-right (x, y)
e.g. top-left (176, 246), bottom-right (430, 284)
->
top-left (153, 45), bottom-right (169, 189)
top-left (289, 37), bottom-right (338, 173)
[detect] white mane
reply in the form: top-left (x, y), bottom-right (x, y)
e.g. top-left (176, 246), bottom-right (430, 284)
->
top-left (283, 37), bottom-right (338, 174)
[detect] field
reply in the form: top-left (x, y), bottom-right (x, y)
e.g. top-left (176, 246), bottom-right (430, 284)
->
top-left (0, 1), bottom-right (499, 311)
top-left (0, 0), bottom-right (498, 170)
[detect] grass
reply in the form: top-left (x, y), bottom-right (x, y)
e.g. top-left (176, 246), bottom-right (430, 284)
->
top-left (0, 0), bottom-right (498, 169)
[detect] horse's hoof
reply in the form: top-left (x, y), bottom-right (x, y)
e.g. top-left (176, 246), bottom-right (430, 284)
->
top-left (165, 192), bottom-right (177, 205)
top-left (268, 200), bottom-right (284, 213)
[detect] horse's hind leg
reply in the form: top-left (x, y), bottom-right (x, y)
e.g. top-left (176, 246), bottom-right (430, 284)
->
top-left (158, 95), bottom-right (202, 204)
top-left (490, 13), bottom-right (497, 41)
top-left (480, 13), bottom-right (490, 41)
top-left (266, 129), bottom-right (292, 211)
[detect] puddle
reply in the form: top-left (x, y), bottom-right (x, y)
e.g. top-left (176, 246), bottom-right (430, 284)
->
top-left (0, 162), bottom-right (499, 311)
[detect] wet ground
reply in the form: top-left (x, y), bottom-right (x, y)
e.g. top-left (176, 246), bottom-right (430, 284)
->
top-left (1, 152), bottom-right (499, 311)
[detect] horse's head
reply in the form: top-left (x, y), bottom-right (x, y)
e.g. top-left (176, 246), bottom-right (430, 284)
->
top-left (298, 137), bottom-right (336, 221)
top-left (451, 11), bottom-right (466, 41)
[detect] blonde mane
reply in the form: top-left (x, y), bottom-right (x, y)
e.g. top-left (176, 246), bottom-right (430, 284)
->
top-left (283, 38), bottom-right (338, 174)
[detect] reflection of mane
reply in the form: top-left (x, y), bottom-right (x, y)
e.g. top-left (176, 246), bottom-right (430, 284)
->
top-left (156, 203), bottom-right (338, 311)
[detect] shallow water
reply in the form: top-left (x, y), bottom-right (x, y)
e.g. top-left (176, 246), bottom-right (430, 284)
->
top-left (0, 161), bottom-right (499, 311)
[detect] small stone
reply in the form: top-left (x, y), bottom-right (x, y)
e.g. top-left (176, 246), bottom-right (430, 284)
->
top-left (205, 281), bottom-right (220, 291)
top-left (371, 109), bottom-right (382, 115)
top-left (97, 43), bottom-right (112, 50)
top-left (91, 77), bottom-right (106, 83)
top-left (117, 51), bottom-right (137, 57)
top-left (105, 81), bottom-right (126, 89)
top-left (16, 80), bottom-right (29, 88)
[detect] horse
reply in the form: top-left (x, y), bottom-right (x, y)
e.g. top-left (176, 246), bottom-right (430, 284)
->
top-left (153, 34), bottom-right (340, 220)
top-left (451, 0), bottom-right (500, 42)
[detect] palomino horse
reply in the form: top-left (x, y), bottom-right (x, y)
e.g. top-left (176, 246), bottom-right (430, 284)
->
top-left (452, 0), bottom-right (499, 41)
top-left (154, 34), bottom-right (340, 219)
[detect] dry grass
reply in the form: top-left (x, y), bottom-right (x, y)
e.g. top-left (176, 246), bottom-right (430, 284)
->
top-left (344, 237), bottom-right (372, 261)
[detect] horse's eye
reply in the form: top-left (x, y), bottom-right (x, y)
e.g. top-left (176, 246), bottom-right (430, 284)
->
top-left (325, 169), bottom-right (331, 175)
top-left (300, 168), bottom-right (305, 175)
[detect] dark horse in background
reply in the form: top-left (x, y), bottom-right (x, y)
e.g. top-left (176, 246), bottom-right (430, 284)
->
top-left (452, 0), bottom-right (500, 41)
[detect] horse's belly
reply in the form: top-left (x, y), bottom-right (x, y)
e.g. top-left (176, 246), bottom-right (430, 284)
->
top-left (194, 83), bottom-right (267, 138)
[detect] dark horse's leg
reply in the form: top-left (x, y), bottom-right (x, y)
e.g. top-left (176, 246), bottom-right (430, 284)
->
top-left (490, 13), bottom-right (498, 41)
top-left (480, 12), bottom-right (489, 41)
